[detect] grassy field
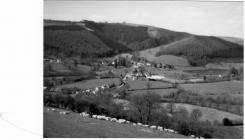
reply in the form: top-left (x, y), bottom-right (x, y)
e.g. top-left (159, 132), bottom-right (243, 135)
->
top-left (183, 68), bottom-right (228, 76)
top-left (161, 103), bottom-right (243, 123)
top-left (139, 47), bottom-right (190, 66)
top-left (43, 107), bottom-right (187, 138)
top-left (180, 80), bottom-right (243, 97)
top-left (205, 62), bottom-right (243, 70)
top-left (126, 79), bottom-right (173, 90)
top-left (58, 78), bottom-right (120, 89)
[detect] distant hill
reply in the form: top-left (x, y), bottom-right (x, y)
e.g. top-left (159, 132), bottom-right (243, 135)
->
top-left (218, 36), bottom-right (243, 45)
top-left (44, 19), bottom-right (243, 63)
top-left (44, 20), bottom-right (191, 58)
top-left (156, 36), bottom-right (243, 58)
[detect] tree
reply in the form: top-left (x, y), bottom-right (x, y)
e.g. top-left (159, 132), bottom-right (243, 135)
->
top-left (166, 101), bottom-right (176, 114)
top-left (191, 109), bottom-right (202, 121)
top-left (130, 92), bottom-right (161, 124)
top-left (143, 92), bottom-right (161, 123)
top-left (228, 67), bottom-right (238, 77)
top-left (223, 118), bottom-right (232, 126)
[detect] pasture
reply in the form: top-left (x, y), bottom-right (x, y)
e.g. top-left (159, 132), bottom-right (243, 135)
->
top-left (43, 107), bottom-right (186, 138)
top-left (180, 80), bottom-right (243, 97)
top-left (139, 47), bottom-right (190, 66)
top-left (126, 79), bottom-right (173, 90)
top-left (183, 68), bottom-right (228, 76)
top-left (161, 103), bottom-right (243, 123)
top-left (58, 78), bottom-right (120, 89)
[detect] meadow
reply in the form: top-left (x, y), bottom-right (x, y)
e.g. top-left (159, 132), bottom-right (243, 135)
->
top-left (58, 78), bottom-right (120, 89)
top-left (161, 103), bottom-right (243, 123)
top-left (44, 107), bottom-right (187, 138)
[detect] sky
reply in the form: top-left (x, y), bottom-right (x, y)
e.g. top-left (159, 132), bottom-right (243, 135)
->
top-left (44, 1), bottom-right (243, 38)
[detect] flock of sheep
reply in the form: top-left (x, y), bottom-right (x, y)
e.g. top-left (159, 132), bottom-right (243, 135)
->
top-left (46, 108), bottom-right (203, 139)
top-left (73, 84), bottom-right (111, 95)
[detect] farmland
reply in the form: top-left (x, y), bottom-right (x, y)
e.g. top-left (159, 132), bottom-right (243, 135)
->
top-left (58, 78), bottom-right (121, 89)
top-left (180, 80), bottom-right (243, 96)
top-left (161, 103), bottom-right (243, 123)
top-left (43, 19), bottom-right (243, 138)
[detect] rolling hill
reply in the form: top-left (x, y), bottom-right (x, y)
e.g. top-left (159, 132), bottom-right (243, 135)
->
top-left (156, 36), bottom-right (243, 58)
top-left (44, 19), bottom-right (243, 63)
top-left (218, 36), bottom-right (243, 45)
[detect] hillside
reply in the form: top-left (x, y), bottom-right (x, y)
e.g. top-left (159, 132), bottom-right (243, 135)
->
top-left (44, 107), bottom-right (187, 138)
top-left (44, 19), bottom-right (243, 62)
top-left (156, 36), bottom-right (243, 58)
top-left (219, 36), bottom-right (243, 45)
top-left (44, 20), bottom-right (191, 58)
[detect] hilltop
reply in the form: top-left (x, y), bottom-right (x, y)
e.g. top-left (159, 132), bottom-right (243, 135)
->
top-left (44, 19), bottom-right (243, 66)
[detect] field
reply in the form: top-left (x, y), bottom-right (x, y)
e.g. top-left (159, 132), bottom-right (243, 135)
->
top-left (126, 79), bottom-right (173, 90)
top-left (180, 80), bottom-right (243, 96)
top-left (139, 47), bottom-right (190, 66)
top-left (58, 78), bottom-right (120, 89)
top-left (205, 62), bottom-right (243, 70)
top-left (161, 103), bottom-right (243, 123)
top-left (44, 107), bottom-right (186, 138)
top-left (183, 68), bottom-right (228, 76)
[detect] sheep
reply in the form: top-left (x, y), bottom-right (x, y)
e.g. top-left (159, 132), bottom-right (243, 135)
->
top-left (51, 108), bottom-right (56, 111)
top-left (168, 129), bottom-right (174, 133)
top-left (118, 119), bottom-right (126, 124)
top-left (81, 112), bottom-right (89, 117)
top-left (137, 123), bottom-right (142, 126)
top-left (92, 115), bottom-right (97, 119)
top-left (125, 121), bottom-right (130, 124)
top-left (150, 125), bottom-right (157, 129)
top-left (190, 135), bottom-right (195, 138)
top-left (59, 111), bottom-right (69, 115)
top-left (157, 126), bottom-right (163, 131)
top-left (132, 123), bottom-right (137, 126)
top-left (110, 118), bottom-right (117, 122)
top-left (142, 124), bottom-right (149, 127)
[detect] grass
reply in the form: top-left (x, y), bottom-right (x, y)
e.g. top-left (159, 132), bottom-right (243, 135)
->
top-left (126, 79), bottom-right (173, 90)
top-left (43, 107), bottom-right (187, 138)
top-left (183, 68), bottom-right (228, 76)
top-left (139, 47), bottom-right (189, 66)
top-left (180, 81), bottom-right (243, 97)
top-left (58, 78), bottom-right (120, 89)
top-left (161, 103), bottom-right (243, 123)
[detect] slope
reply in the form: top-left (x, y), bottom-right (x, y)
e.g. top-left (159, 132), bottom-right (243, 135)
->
top-left (156, 35), bottom-right (243, 58)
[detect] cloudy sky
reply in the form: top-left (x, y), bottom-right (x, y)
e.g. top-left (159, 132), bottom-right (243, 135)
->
top-left (44, 1), bottom-right (243, 38)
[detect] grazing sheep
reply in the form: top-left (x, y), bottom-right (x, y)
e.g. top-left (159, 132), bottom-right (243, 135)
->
top-left (111, 118), bottom-right (117, 122)
top-left (81, 112), bottom-right (89, 117)
top-left (118, 119), bottom-right (126, 124)
top-left (59, 111), bottom-right (69, 115)
top-left (125, 121), bottom-right (130, 124)
top-left (142, 124), bottom-right (149, 127)
top-left (168, 129), bottom-right (174, 133)
top-left (51, 108), bottom-right (56, 111)
top-left (190, 135), bottom-right (195, 138)
top-left (132, 123), bottom-right (137, 126)
top-left (150, 126), bottom-right (157, 129)
top-left (157, 126), bottom-right (163, 131)
top-left (92, 115), bottom-right (97, 118)
top-left (137, 123), bottom-right (142, 126)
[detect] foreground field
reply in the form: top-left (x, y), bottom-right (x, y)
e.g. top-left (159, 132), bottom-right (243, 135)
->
top-left (180, 80), bottom-right (243, 96)
top-left (161, 103), bottom-right (243, 123)
top-left (43, 107), bottom-right (187, 138)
